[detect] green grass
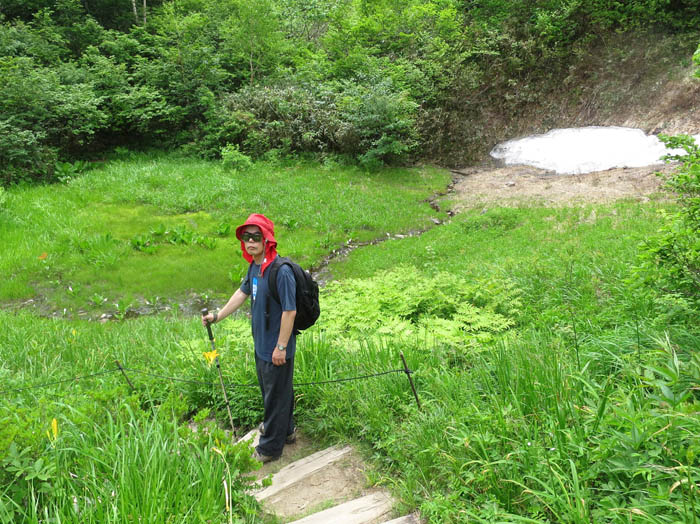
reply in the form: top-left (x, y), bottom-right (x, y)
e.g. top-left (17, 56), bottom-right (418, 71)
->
top-left (0, 152), bottom-right (450, 314)
top-left (0, 312), bottom-right (261, 523)
top-left (331, 202), bottom-right (676, 325)
top-left (299, 201), bottom-right (700, 522)
top-left (1, 155), bottom-right (699, 523)
top-left (290, 199), bottom-right (698, 522)
top-left (3, 406), bottom-right (257, 523)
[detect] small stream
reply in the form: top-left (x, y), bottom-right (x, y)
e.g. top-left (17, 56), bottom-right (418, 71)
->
top-left (310, 178), bottom-right (459, 286)
top-left (31, 177), bottom-right (460, 321)
top-left (37, 126), bottom-right (700, 320)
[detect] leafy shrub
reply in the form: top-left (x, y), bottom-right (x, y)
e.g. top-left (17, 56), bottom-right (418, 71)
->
top-left (337, 79), bottom-right (419, 168)
top-left (0, 15), bottom-right (68, 64)
top-left (0, 118), bottom-right (56, 184)
top-left (53, 159), bottom-right (89, 183)
top-left (187, 103), bottom-right (248, 160)
top-left (636, 134), bottom-right (700, 308)
top-left (0, 56), bottom-right (107, 183)
top-left (585, 0), bottom-right (700, 32)
top-left (216, 78), bottom-right (418, 166)
top-left (219, 84), bottom-right (337, 158)
top-left (80, 47), bottom-right (177, 141)
top-left (220, 143), bottom-right (253, 171)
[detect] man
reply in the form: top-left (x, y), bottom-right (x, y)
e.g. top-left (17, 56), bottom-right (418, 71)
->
top-left (202, 213), bottom-right (297, 463)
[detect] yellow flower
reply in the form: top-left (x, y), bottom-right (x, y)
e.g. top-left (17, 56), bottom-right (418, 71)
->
top-left (47, 418), bottom-right (58, 443)
top-left (203, 350), bottom-right (219, 365)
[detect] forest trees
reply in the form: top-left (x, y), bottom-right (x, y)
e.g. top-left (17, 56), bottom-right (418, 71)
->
top-left (1, 0), bottom-right (699, 183)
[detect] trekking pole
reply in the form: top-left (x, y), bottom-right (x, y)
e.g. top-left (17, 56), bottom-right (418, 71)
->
top-left (202, 308), bottom-right (237, 436)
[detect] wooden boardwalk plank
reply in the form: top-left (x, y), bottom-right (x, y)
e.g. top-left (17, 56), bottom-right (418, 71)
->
top-left (236, 428), bottom-right (260, 448)
top-left (287, 492), bottom-right (393, 524)
top-left (255, 445), bottom-right (352, 501)
top-left (379, 514), bottom-right (421, 524)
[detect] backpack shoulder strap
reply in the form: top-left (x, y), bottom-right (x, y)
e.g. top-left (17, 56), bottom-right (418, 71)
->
top-left (266, 256), bottom-right (288, 306)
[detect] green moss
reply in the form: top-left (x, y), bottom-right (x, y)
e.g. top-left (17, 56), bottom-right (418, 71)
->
top-left (0, 154), bottom-right (451, 314)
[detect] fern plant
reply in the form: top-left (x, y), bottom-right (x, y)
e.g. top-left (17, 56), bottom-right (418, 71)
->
top-left (320, 265), bottom-right (521, 346)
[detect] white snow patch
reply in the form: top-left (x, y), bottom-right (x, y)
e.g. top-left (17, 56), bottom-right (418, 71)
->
top-left (490, 126), bottom-right (700, 175)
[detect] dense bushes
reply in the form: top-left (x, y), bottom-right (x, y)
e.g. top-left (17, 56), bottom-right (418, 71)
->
top-left (0, 56), bottom-right (107, 183)
top-left (636, 135), bottom-right (700, 310)
top-left (209, 78), bottom-right (418, 166)
top-left (1, 0), bottom-right (699, 183)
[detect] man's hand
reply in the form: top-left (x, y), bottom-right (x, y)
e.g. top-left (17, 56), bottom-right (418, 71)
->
top-left (272, 347), bottom-right (287, 366)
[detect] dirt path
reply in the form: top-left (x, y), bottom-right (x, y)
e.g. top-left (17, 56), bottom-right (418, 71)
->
top-left (449, 162), bottom-right (676, 209)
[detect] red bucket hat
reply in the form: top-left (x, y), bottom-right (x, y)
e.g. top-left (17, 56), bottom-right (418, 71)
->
top-left (236, 213), bottom-right (278, 275)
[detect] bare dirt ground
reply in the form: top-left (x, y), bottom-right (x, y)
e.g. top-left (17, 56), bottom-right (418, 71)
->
top-left (442, 33), bottom-right (699, 205)
top-left (450, 162), bottom-right (676, 209)
top-left (259, 446), bottom-right (373, 521)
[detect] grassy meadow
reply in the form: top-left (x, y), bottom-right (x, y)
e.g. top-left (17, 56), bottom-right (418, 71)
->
top-left (1, 154), bottom-right (699, 523)
top-left (0, 151), bottom-right (449, 315)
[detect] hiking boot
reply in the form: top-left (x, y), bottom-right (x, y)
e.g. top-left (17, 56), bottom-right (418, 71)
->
top-left (258, 423), bottom-right (297, 445)
top-left (285, 427), bottom-right (297, 444)
top-left (252, 449), bottom-right (280, 464)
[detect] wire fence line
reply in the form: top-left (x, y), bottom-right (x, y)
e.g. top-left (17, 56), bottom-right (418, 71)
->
top-left (0, 369), bottom-right (122, 395)
top-left (1, 364), bottom-right (414, 396)
top-left (122, 366), bottom-right (409, 388)
top-left (2, 351), bottom-right (422, 409)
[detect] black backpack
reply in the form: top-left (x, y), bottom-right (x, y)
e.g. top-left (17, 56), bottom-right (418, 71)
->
top-left (266, 256), bottom-right (320, 335)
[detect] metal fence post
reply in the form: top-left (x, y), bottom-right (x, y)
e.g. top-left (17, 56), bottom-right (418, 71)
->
top-left (400, 352), bottom-right (421, 410)
top-left (115, 360), bottom-right (135, 391)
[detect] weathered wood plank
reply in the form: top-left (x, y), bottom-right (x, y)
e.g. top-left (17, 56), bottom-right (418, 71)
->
top-left (255, 445), bottom-right (352, 501)
top-left (379, 514), bottom-right (421, 524)
top-left (287, 492), bottom-right (393, 524)
top-left (236, 428), bottom-right (260, 448)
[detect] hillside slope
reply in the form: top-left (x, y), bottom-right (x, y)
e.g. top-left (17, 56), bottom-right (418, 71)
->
top-left (433, 32), bottom-right (700, 167)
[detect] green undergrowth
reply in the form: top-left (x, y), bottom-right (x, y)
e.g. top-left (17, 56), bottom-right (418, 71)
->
top-left (303, 201), bottom-right (700, 522)
top-left (331, 201), bottom-right (695, 326)
top-left (0, 312), bottom-right (260, 523)
top-left (307, 200), bottom-right (699, 522)
top-left (2, 167), bottom-right (699, 521)
top-left (0, 152), bottom-right (449, 314)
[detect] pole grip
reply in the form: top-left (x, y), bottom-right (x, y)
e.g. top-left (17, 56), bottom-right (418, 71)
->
top-left (201, 307), bottom-right (214, 341)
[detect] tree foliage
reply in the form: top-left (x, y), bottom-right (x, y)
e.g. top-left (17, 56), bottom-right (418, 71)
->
top-left (1, 0), bottom-right (699, 182)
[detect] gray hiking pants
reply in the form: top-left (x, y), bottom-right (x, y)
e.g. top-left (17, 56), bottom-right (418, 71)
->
top-left (255, 354), bottom-right (295, 457)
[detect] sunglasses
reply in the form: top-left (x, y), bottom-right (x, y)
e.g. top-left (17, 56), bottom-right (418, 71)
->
top-left (241, 232), bottom-right (263, 243)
